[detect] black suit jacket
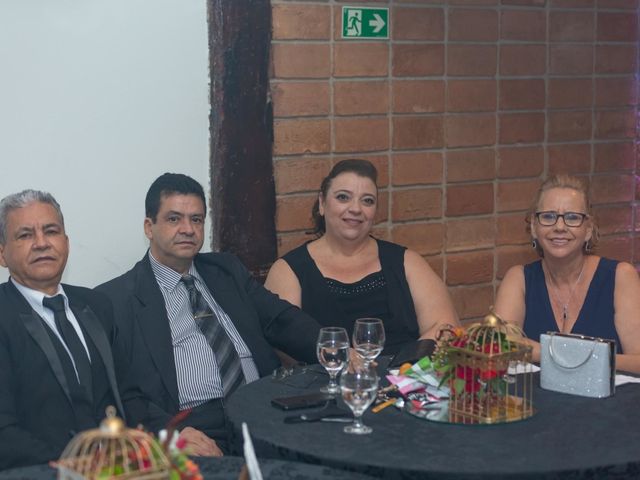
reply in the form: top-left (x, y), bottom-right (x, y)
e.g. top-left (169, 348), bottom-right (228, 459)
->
top-left (0, 281), bottom-right (125, 470)
top-left (97, 252), bottom-right (320, 432)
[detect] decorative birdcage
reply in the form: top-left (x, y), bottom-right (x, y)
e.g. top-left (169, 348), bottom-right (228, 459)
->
top-left (437, 311), bottom-right (534, 424)
top-left (55, 407), bottom-right (171, 480)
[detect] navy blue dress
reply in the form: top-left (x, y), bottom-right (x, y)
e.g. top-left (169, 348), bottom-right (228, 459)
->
top-left (523, 257), bottom-right (623, 353)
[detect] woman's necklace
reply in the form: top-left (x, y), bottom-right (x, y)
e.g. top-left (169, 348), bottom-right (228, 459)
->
top-left (545, 259), bottom-right (586, 328)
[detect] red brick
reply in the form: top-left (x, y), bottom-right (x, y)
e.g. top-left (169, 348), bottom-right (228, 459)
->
top-left (596, 45), bottom-right (638, 74)
top-left (597, 12), bottom-right (638, 42)
top-left (594, 142), bottom-right (636, 172)
top-left (272, 4), bottom-right (330, 40)
top-left (447, 45), bottom-right (497, 76)
top-left (334, 43), bottom-right (389, 77)
top-left (497, 213), bottom-right (531, 246)
top-left (272, 44), bottom-right (330, 79)
top-left (446, 250), bottom-right (494, 286)
top-left (426, 255), bottom-right (444, 279)
top-left (334, 81), bottom-right (389, 116)
top-left (501, 10), bottom-right (546, 41)
top-left (392, 222), bottom-right (444, 255)
top-left (498, 146), bottom-right (544, 178)
top-left (595, 77), bottom-right (638, 107)
top-left (446, 183), bottom-right (494, 216)
top-left (549, 11), bottom-right (595, 42)
top-left (595, 109), bottom-right (636, 140)
top-left (496, 245), bottom-right (539, 279)
top-left (334, 117), bottom-right (389, 153)
top-left (394, 0), bottom-right (444, 4)
top-left (393, 44), bottom-right (444, 76)
top-left (449, 9), bottom-right (498, 41)
top-left (274, 119), bottom-right (331, 156)
top-left (447, 80), bottom-right (497, 113)
top-left (393, 116), bottom-right (444, 150)
top-left (548, 78), bottom-right (593, 109)
top-left (598, 235), bottom-right (633, 263)
top-left (449, 285), bottom-right (494, 321)
top-left (549, 45), bottom-right (593, 75)
top-left (392, 188), bottom-right (443, 221)
top-left (392, 152), bottom-right (443, 186)
top-left (497, 179), bottom-right (541, 213)
top-left (446, 149), bottom-right (496, 183)
top-left (502, 0), bottom-right (545, 5)
top-left (500, 45), bottom-right (546, 76)
top-left (276, 194), bottom-right (316, 232)
top-left (274, 157), bottom-right (331, 195)
top-left (445, 217), bottom-right (495, 252)
top-left (548, 144), bottom-right (591, 174)
top-left (271, 82), bottom-right (330, 117)
top-left (449, 0), bottom-right (497, 5)
top-left (591, 174), bottom-right (635, 204)
top-left (499, 79), bottom-right (545, 110)
top-left (548, 111), bottom-right (592, 142)
top-left (552, 0), bottom-right (593, 6)
top-left (445, 114), bottom-right (496, 148)
top-left (593, 205), bottom-right (633, 235)
top-left (499, 113), bottom-right (545, 145)
top-left (393, 80), bottom-right (445, 114)
top-left (598, 0), bottom-right (638, 8)
top-left (392, 7), bottom-right (445, 40)
top-left (277, 231), bottom-right (314, 257)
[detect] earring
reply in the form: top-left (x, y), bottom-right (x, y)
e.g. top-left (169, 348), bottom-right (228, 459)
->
top-left (532, 239), bottom-right (538, 250)
top-left (584, 240), bottom-right (592, 254)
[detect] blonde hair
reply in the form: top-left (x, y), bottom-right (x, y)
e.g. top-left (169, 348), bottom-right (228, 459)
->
top-left (527, 174), bottom-right (598, 256)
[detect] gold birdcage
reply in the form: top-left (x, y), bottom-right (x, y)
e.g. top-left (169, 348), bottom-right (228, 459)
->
top-left (441, 311), bottom-right (534, 424)
top-left (55, 407), bottom-right (171, 480)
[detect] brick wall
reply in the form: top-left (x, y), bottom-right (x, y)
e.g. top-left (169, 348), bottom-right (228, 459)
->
top-left (270, 0), bottom-right (639, 322)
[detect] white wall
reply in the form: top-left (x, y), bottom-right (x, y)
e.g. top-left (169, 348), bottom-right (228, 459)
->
top-left (0, 0), bottom-right (211, 287)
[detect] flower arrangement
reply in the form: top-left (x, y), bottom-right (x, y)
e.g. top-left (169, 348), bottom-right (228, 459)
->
top-left (54, 407), bottom-right (203, 480)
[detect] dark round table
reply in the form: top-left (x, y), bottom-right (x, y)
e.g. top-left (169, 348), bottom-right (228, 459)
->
top-left (0, 456), bottom-right (376, 480)
top-left (226, 370), bottom-right (640, 479)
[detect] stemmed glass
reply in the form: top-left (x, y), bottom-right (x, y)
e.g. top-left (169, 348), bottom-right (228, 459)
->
top-left (316, 327), bottom-right (350, 394)
top-left (340, 366), bottom-right (379, 434)
top-left (353, 318), bottom-right (385, 367)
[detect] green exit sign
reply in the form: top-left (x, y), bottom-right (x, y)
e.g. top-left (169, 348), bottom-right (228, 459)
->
top-left (342, 6), bottom-right (389, 39)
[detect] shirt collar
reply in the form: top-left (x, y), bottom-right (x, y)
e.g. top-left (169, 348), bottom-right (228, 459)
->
top-left (148, 251), bottom-right (202, 291)
top-left (11, 277), bottom-right (67, 314)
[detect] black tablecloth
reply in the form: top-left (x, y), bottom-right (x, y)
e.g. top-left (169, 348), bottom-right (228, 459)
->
top-left (226, 371), bottom-right (640, 480)
top-left (0, 456), bottom-right (375, 480)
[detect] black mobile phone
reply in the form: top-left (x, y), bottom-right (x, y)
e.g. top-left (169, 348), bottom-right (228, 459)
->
top-left (271, 392), bottom-right (333, 411)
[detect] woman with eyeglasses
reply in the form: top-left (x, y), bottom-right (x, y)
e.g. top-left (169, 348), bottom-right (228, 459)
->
top-left (494, 174), bottom-right (640, 373)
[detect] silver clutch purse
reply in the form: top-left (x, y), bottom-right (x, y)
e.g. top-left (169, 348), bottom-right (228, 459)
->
top-left (540, 332), bottom-right (616, 398)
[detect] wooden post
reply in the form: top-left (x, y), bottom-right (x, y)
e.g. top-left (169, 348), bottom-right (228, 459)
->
top-left (207, 0), bottom-right (275, 279)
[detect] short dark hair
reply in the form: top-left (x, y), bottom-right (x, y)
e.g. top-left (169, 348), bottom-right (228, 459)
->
top-left (311, 159), bottom-right (378, 235)
top-left (145, 173), bottom-right (206, 222)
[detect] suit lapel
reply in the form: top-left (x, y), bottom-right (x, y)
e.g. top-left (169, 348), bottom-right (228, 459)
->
top-left (10, 288), bottom-right (74, 405)
top-left (134, 258), bottom-right (180, 409)
top-left (69, 298), bottom-right (125, 420)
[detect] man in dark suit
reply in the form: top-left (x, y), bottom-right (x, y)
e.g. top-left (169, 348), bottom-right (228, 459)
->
top-left (0, 190), bottom-right (125, 470)
top-left (97, 173), bottom-right (320, 456)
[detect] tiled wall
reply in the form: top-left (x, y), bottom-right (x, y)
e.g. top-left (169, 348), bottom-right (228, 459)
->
top-left (270, 0), bottom-right (639, 322)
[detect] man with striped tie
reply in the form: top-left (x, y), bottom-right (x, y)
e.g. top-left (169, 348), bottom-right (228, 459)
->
top-left (98, 173), bottom-right (320, 456)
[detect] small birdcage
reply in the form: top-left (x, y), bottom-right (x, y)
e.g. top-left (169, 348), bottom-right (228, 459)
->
top-left (55, 407), bottom-right (171, 479)
top-left (439, 311), bottom-right (534, 424)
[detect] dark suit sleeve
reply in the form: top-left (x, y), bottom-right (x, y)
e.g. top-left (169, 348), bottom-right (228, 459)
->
top-left (226, 255), bottom-right (321, 364)
top-left (0, 328), bottom-right (60, 469)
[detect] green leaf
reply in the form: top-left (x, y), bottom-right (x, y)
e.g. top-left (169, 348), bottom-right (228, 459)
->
top-left (453, 378), bottom-right (466, 395)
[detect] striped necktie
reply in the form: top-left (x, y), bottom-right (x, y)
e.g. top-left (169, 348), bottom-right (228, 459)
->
top-left (181, 275), bottom-right (245, 396)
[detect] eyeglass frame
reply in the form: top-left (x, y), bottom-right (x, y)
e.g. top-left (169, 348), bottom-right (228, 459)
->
top-left (534, 210), bottom-right (589, 227)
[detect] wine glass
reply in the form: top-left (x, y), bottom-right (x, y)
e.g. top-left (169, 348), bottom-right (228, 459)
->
top-left (316, 327), bottom-right (350, 394)
top-left (353, 318), bottom-right (385, 366)
top-left (340, 366), bottom-right (379, 435)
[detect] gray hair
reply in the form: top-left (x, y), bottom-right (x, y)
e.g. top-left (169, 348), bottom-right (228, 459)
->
top-left (0, 190), bottom-right (65, 244)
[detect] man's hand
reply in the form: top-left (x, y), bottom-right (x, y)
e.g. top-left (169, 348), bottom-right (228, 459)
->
top-left (178, 427), bottom-right (223, 457)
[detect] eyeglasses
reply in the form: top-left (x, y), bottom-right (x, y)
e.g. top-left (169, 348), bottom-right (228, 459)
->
top-left (535, 211), bottom-right (588, 227)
